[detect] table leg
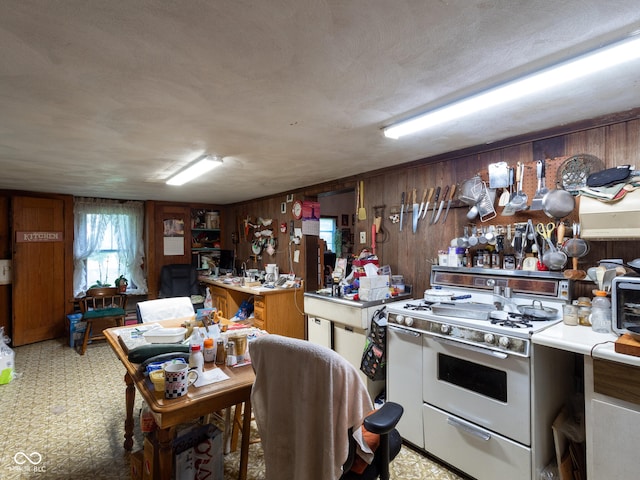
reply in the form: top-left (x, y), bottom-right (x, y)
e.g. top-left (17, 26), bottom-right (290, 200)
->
top-left (239, 399), bottom-right (251, 480)
top-left (157, 427), bottom-right (174, 480)
top-left (124, 372), bottom-right (136, 451)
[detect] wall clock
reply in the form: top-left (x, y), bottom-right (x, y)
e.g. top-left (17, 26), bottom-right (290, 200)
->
top-left (292, 200), bottom-right (303, 220)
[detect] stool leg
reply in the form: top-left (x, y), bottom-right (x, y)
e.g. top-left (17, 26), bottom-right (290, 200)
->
top-left (81, 320), bottom-right (91, 355)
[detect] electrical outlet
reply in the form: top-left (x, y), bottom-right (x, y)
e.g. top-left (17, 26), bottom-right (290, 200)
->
top-left (359, 231), bottom-right (366, 244)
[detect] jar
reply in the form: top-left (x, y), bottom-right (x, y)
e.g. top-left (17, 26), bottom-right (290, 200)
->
top-left (503, 254), bottom-right (515, 270)
top-left (482, 250), bottom-right (491, 268)
top-left (576, 297), bottom-right (592, 326)
top-left (491, 252), bottom-right (501, 269)
top-left (590, 290), bottom-right (612, 334)
top-left (203, 338), bottom-right (216, 363)
top-left (562, 304), bottom-right (579, 326)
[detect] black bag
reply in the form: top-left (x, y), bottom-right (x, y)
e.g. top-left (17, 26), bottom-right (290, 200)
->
top-left (360, 307), bottom-right (387, 381)
top-left (587, 165), bottom-right (632, 187)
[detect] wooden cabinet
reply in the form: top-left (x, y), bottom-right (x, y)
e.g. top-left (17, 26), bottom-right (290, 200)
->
top-left (190, 209), bottom-right (221, 269)
top-left (203, 280), bottom-right (304, 339)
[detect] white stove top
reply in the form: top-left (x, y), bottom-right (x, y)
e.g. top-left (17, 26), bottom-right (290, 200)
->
top-left (386, 297), bottom-right (562, 338)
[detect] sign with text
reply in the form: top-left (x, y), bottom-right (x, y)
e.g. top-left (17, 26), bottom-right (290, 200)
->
top-left (16, 231), bottom-right (63, 242)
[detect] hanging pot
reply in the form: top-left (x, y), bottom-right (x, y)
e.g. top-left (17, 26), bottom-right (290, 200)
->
top-left (542, 189), bottom-right (575, 219)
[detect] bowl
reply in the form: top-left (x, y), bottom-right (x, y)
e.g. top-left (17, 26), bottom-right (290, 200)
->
top-left (627, 326), bottom-right (640, 342)
top-left (142, 327), bottom-right (187, 344)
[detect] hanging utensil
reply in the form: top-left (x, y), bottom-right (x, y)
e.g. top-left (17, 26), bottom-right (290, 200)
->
top-left (510, 162), bottom-right (528, 212)
top-left (537, 222), bottom-right (567, 270)
top-left (530, 160), bottom-right (548, 211)
top-left (498, 167), bottom-right (513, 207)
top-left (358, 180), bottom-right (367, 220)
top-left (562, 223), bottom-right (589, 279)
top-left (488, 162), bottom-right (509, 188)
top-left (399, 192), bottom-right (405, 231)
top-left (542, 188), bottom-right (575, 219)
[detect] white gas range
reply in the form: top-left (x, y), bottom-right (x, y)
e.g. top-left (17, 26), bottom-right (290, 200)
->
top-left (386, 266), bottom-right (575, 480)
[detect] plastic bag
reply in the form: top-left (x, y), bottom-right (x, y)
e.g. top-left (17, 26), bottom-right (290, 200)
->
top-left (0, 327), bottom-right (15, 384)
top-left (360, 307), bottom-right (387, 381)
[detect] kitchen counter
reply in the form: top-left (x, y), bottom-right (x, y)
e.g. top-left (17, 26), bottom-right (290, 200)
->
top-left (303, 290), bottom-right (412, 309)
top-left (532, 322), bottom-right (640, 367)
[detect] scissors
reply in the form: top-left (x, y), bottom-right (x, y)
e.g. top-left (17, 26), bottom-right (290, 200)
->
top-left (536, 222), bottom-right (555, 240)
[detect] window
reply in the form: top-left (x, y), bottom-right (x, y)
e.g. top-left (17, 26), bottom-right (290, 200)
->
top-left (319, 217), bottom-right (339, 253)
top-left (73, 198), bottom-right (148, 297)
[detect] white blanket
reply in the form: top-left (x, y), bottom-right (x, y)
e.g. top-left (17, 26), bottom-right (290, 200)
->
top-left (250, 334), bottom-right (373, 480)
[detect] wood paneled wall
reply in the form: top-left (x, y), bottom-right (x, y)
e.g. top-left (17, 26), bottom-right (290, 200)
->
top-left (221, 115), bottom-right (640, 298)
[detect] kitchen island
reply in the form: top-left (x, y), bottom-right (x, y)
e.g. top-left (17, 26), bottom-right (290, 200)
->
top-left (533, 324), bottom-right (640, 479)
top-left (201, 277), bottom-right (305, 339)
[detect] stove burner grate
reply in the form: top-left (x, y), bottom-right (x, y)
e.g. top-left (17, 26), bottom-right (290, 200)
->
top-left (402, 302), bottom-right (434, 311)
top-left (490, 313), bottom-right (533, 329)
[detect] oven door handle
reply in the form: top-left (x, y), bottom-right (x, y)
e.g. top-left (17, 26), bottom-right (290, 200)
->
top-left (431, 336), bottom-right (509, 359)
top-left (447, 417), bottom-right (492, 441)
top-left (388, 325), bottom-right (421, 337)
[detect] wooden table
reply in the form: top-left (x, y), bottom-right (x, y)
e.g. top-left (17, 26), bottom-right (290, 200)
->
top-left (104, 320), bottom-right (255, 480)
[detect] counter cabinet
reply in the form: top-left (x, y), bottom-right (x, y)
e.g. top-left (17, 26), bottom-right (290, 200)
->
top-left (204, 280), bottom-right (305, 339)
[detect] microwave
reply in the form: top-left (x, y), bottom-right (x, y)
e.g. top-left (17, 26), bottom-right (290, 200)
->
top-left (612, 275), bottom-right (640, 335)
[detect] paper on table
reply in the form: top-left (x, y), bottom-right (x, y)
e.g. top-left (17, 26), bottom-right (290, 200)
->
top-left (363, 263), bottom-right (379, 276)
top-left (194, 368), bottom-right (229, 388)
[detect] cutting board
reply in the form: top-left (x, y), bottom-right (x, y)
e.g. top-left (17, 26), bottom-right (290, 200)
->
top-left (614, 334), bottom-right (640, 357)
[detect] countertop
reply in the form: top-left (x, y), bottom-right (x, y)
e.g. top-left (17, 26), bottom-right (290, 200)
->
top-left (532, 322), bottom-right (640, 367)
top-left (303, 291), bottom-right (412, 309)
top-left (200, 276), bottom-right (300, 295)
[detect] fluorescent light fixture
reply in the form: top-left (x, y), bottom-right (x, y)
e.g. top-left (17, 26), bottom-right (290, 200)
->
top-left (166, 155), bottom-right (223, 186)
top-left (383, 33), bottom-right (640, 139)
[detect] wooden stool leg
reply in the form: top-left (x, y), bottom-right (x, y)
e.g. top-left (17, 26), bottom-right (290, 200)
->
top-left (230, 403), bottom-right (243, 452)
top-left (80, 319), bottom-right (91, 355)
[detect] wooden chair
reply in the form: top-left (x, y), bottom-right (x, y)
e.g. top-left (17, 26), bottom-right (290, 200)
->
top-left (79, 287), bottom-right (127, 355)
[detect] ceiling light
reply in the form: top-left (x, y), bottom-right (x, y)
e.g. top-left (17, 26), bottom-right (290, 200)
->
top-left (383, 33), bottom-right (640, 139)
top-left (166, 155), bottom-right (223, 186)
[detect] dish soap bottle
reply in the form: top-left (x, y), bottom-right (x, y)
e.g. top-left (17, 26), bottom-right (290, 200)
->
top-left (590, 290), bottom-right (612, 334)
top-left (189, 343), bottom-right (204, 374)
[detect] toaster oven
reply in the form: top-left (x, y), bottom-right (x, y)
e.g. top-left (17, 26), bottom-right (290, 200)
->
top-left (612, 274), bottom-right (640, 335)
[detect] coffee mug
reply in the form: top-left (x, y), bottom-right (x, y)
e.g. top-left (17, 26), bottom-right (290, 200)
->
top-left (164, 363), bottom-right (198, 399)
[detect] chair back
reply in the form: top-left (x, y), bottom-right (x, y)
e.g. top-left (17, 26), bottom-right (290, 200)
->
top-left (250, 335), bottom-right (373, 480)
top-left (159, 264), bottom-right (200, 298)
top-left (81, 287), bottom-right (127, 312)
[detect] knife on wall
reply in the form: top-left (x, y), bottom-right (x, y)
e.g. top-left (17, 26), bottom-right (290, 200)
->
top-left (433, 185), bottom-right (449, 224)
top-left (412, 189), bottom-right (419, 233)
top-left (399, 191), bottom-right (405, 231)
top-left (421, 187), bottom-right (434, 220)
top-left (416, 189), bottom-right (427, 219)
top-left (429, 186), bottom-right (441, 225)
top-left (441, 184), bottom-right (457, 224)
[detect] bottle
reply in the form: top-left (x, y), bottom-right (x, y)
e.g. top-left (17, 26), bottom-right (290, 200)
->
top-left (590, 290), bottom-right (612, 334)
top-left (189, 343), bottom-right (204, 373)
top-left (203, 337), bottom-right (216, 363)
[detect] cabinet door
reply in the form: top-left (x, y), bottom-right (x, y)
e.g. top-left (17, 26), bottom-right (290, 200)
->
top-left (12, 196), bottom-right (66, 345)
top-left (253, 295), bottom-right (265, 330)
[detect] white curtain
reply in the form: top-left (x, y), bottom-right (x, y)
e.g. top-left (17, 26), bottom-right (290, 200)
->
top-left (73, 197), bottom-right (148, 296)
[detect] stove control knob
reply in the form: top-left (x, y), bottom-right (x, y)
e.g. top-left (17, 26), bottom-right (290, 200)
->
top-left (396, 315), bottom-right (405, 325)
top-left (498, 336), bottom-right (510, 348)
top-left (405, 316), bottom-right (414, 327)
top-left (440, 324), bottom-right (450, 335)
top-left (484, 333), bottom-right (495, 344)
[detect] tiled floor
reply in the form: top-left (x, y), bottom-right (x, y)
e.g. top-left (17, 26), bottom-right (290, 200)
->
top-left (0, 338), bottom-right (465, 479)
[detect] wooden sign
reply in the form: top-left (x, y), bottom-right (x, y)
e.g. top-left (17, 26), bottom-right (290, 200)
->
top-left (16, 231), bottom-right (63, 242)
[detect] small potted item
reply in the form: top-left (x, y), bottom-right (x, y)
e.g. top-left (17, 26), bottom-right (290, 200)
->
top-left (115, 275), bottom-right (128, 293)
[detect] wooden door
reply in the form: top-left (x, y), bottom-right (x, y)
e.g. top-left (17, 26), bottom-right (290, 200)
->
top-left (12, 196), bottom-right (66, 345)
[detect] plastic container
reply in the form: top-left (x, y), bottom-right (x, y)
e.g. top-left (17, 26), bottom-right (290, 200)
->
top-left (189, 344), bottom-right (204, 373)
top-left (203, 338), bottom-right (216, 363)
top-left (590, 290), bottom-right (612, 333)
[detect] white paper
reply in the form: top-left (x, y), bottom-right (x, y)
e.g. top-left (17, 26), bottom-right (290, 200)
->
top-left (194, 368), bottom-right (229, 388)
top-left (363, 263), bottom-right (379, 276)
top-left (164, 236), bottom-right (184, 255)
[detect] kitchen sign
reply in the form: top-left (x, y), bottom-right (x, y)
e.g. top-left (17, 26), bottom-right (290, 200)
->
top-left (16, 231), bottom-right (63, 242)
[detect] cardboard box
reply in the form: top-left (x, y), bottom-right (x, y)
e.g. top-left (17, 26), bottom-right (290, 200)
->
top-left (359, 275), bottom-right (389, 290)
top-left (359, 287), bottom-right (390, 301)
top-left (130, 449), bottom-right (143, 480)
top-left (142, 437), bottom-right (155, 480)
top-left (174, 423), bottom-right (223, 480)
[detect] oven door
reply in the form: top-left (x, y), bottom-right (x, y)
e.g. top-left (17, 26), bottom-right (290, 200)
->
top-left (612, 278), bottom-right (640, 334)
top-left (422, 333), bottom-right (531, 445)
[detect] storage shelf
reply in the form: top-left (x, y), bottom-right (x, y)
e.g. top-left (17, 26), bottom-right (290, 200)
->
top-left (192, 228), bottom-right (220, 232)
top-left (192, 248), bottom-right (221, 253)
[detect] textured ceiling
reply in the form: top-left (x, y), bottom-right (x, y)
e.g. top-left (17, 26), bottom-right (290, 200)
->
top-left (1, 0), bottom-right (640, 204)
